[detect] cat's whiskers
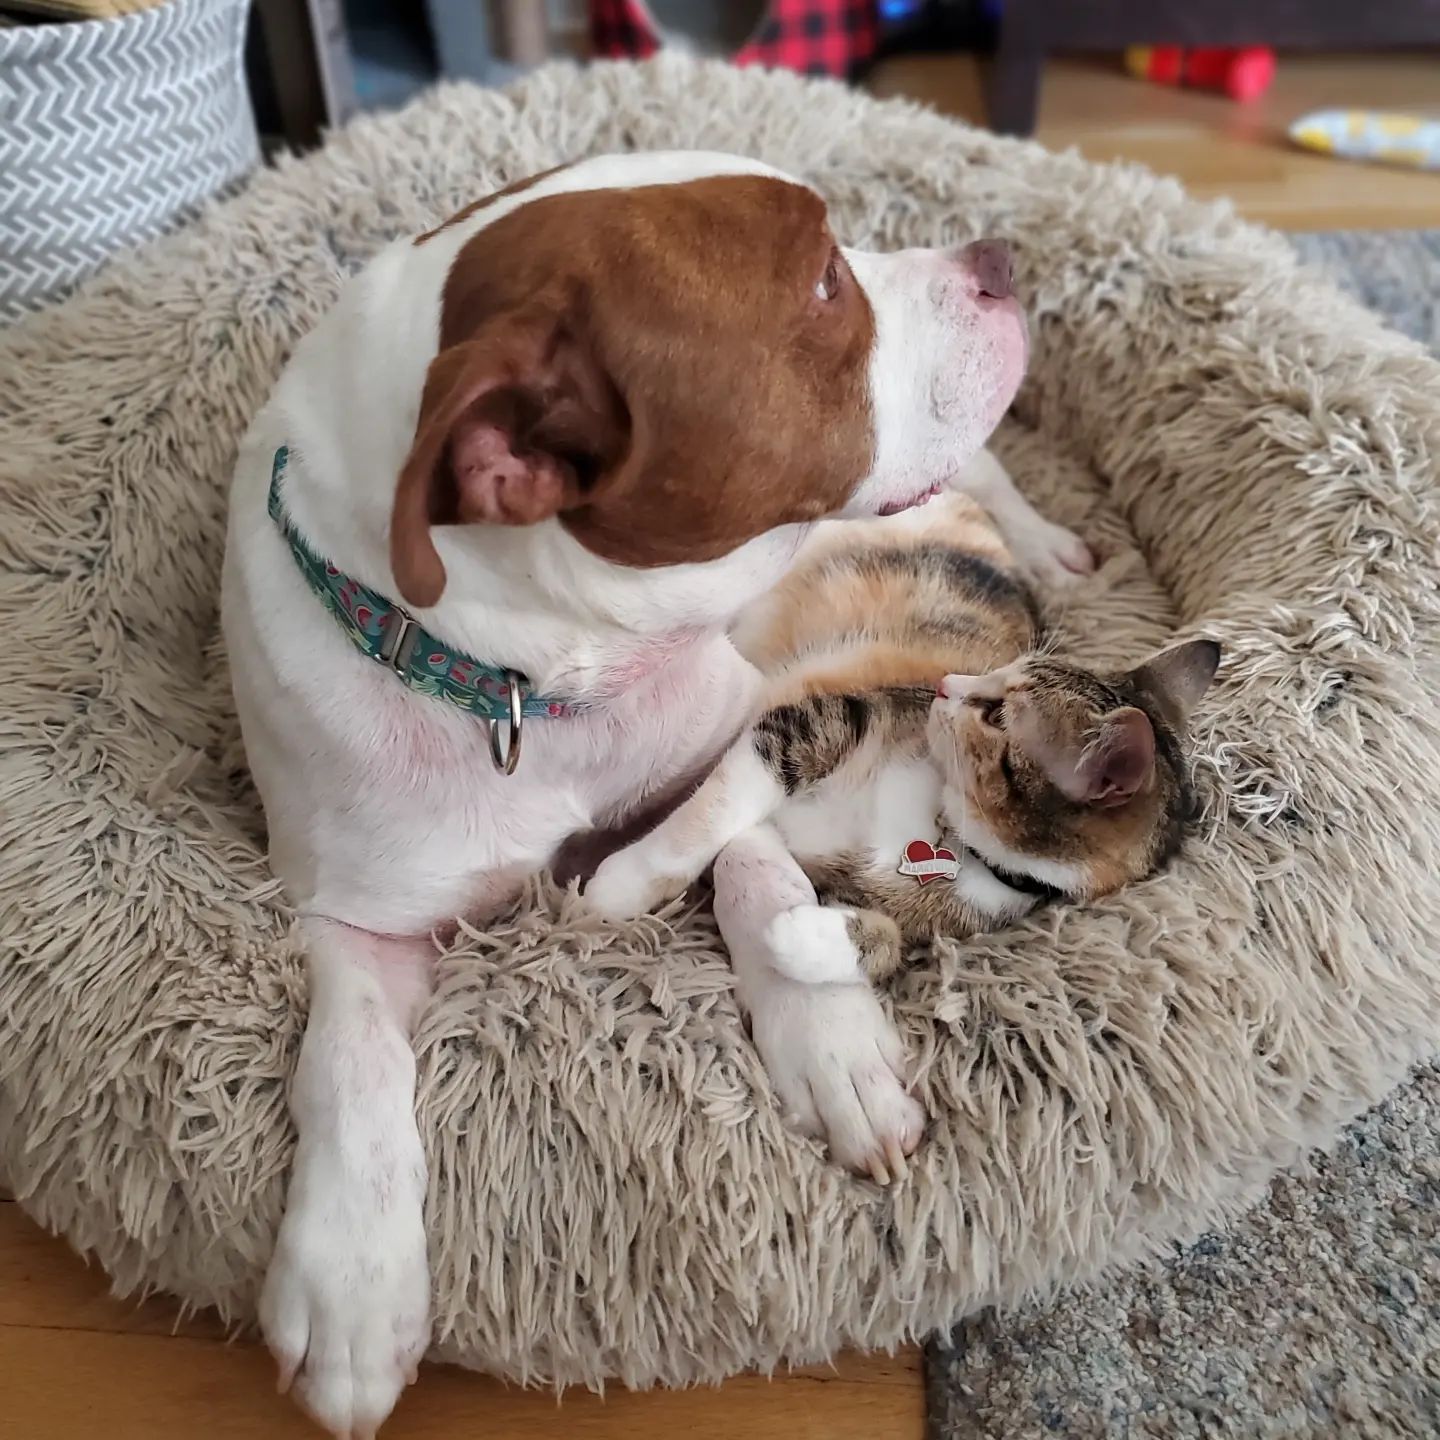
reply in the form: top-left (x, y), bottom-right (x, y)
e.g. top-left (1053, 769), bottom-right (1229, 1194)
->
top-left (1077, 726), bottom-right (1111, 770)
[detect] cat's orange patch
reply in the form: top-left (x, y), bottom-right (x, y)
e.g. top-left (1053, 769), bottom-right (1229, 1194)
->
top-left (737, 493), bottom-right (1017, 673)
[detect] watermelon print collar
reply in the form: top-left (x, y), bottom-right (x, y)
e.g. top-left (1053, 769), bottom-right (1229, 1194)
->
top-left (267, 446), bottom-right (576, 774)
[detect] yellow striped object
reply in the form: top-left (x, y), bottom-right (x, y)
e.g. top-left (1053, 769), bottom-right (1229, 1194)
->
top-left (1289, 108), bottom-right (1440, 170)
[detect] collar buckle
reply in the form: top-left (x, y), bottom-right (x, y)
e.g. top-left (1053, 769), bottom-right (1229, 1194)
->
top-left (377, 608), bottom-right (419, 678)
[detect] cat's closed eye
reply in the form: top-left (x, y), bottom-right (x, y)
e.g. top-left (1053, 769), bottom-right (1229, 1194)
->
top-left (973, 696), bottom-right (1005, 729)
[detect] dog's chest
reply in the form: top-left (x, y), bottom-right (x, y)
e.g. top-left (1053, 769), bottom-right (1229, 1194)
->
top-left (249, 633), bottom-right (754, 932)
top-left (265, 697), bottom-right (587, 928)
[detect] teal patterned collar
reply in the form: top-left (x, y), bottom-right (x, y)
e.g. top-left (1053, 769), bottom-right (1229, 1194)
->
top-left (267, 447), bottom-right (575, 763)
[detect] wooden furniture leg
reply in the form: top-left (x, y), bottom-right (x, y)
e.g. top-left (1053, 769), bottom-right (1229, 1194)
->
top-left (249, 0), bottom-right (357, 151)
top-left (986, 42), bottom-right (1042, 135)
top-left (492, 0), bottom-right (548, 67)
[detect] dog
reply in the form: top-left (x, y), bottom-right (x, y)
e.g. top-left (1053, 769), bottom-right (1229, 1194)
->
top-left (221, 150), bottom-right (1091, 1436)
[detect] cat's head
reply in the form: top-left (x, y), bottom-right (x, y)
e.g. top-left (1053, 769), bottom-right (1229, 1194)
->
top-left (926, 639), bottom-right (1221, 898)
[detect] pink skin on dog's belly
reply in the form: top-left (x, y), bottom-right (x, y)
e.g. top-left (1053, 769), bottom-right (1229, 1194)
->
top-left (587, 626), bottom-right (708, 699)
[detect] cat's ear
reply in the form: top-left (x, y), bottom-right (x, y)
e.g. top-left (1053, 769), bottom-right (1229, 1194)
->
top-left (1129, 639), bottom-right (1221, 728)
top-left (1029, 705), bottom-right (1155, 807)
top-left (1072, 707), bottom-right (1155, 808)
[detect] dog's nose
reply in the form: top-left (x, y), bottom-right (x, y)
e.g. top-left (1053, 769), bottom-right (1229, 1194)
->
top-left (961, 239), bottom-right (1013, 300)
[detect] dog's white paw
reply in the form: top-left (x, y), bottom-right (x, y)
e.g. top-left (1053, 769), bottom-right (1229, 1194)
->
top-left (585, 846), bottom-right (689, 920)
top-left (750, 976), bottom-right (925, 1182)
top-left (260, 1138), bottom-right (430, 1439)
top-left (1012, 516), bottom-right (1096, 591)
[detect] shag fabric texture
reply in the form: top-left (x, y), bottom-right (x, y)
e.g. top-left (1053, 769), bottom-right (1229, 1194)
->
top-left (925, 233), bottom-right (1440, 1440)
top-left (3, 57), bottom-right (1440, 1390)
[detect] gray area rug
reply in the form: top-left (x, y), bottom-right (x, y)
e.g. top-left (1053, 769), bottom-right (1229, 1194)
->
top-left (925, 230), bottom-right (1440, 1438)
top-left (1289, 230), bottom-right (1440, 351)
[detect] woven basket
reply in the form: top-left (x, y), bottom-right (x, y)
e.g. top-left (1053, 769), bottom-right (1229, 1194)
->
top-left (0, 0), bottom-right (258, 325)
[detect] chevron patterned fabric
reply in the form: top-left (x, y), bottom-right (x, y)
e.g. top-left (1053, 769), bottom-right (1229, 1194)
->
top-left (0, 0), bottom-right (258, 325)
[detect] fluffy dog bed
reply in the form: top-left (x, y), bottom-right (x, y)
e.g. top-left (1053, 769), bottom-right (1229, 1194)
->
top-left (3, 57), bottom-right (1439, 1390)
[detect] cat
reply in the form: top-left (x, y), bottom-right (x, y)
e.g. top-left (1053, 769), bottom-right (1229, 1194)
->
top-left (585, 486), bottom-right (1220, 984)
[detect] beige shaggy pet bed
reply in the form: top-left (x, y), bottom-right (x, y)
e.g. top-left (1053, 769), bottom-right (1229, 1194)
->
top-left (3, 57), bottom-right (1440, 1390)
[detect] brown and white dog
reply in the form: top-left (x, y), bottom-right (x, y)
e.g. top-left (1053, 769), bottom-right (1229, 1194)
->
top-left (221, 151), bottom-right (1090, 1437)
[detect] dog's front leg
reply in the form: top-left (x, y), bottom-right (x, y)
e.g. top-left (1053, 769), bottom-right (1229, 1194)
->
top-left (261, 917), bottom-right (434, 1438)
top-left (953, 449), bottom-right (1095, 587)
top-left (584, 738), bottom-right (781, 920)
top-left (712, 826), bottom-right (925, 1183)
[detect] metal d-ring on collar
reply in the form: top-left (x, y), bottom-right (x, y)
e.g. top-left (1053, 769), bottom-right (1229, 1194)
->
top-left (490, 668), bottom-right (525, 775)
top-left (376, 615), bottom-right (524, 775)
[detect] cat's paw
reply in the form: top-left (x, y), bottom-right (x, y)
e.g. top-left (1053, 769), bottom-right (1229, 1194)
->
top-left (750, 974), bottom-right (925, 1183)
top-left (1012, 517), bottom-right (1095, 591)
top-left (764, 905), bottom-right (902, 985)
top-left (585, 846), bottom-right (689, 920)
top-left (843, 908), bottom-right (905, 982)
top-left (764, 905), bottom-right (865, 984)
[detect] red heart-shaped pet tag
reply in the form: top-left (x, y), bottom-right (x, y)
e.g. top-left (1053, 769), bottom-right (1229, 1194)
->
top-left (899, 838), bottom-right (960, 884)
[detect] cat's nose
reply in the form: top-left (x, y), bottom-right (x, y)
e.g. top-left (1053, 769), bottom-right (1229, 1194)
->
top-left (937, 674), bottom-right (972, 700)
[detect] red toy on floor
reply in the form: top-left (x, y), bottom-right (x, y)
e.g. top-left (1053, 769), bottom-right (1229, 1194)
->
top-left (590, 0), bottom-right (879, 78)
top-left (1125, 45), bottom-right (1277, 103)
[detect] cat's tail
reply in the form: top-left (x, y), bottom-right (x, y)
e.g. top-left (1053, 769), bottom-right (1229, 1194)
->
top-left (764, 904), bottom-right (904, 985)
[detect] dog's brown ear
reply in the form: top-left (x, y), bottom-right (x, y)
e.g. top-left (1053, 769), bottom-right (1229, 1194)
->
top-left (391, 318), bottom-right (631, 607)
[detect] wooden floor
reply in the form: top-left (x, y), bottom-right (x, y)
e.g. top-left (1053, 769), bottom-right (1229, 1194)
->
top-left (871, 51), bottom-right (1440, 230)
top-left (7, 47), bottom-right (1432, 1440)
top-left (1, 1190), bottom-right (923, 1439)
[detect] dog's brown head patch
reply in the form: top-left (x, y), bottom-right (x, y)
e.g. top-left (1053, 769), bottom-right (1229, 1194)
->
top-left (392, 174), bottom-right (876, 607)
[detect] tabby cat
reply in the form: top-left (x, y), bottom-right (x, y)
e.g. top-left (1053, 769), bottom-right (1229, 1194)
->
top-left (586, 488), bottom-right (1219, 981)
